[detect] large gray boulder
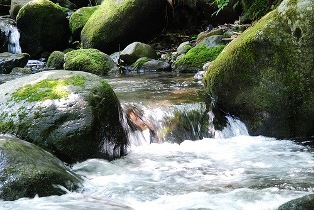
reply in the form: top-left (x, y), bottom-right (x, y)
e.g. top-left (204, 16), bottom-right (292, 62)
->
top-left (81, 0), bottom-right (167, 54)
top-left (16, 0), bottom-right (70, 58)
top-left (0, 135), bottom-right (82, 201)
top-left (204, 0), bottom-right (314, 138)
top-left (0, 70), bottom-right (128, 163)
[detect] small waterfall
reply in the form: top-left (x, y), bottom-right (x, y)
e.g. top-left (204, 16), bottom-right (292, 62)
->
top-left (214, 115), bottom-right (249, 138)
top-left (123, 102), bottom-right (215, 146)
top-left (0, 18), bottom-right (22, 54)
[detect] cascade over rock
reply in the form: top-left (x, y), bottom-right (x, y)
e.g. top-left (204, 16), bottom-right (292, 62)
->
top-left (204, 0), bottom-right (314, 138)
top-left (0, 70), bottom-right (128, 164)
top-left (81, 0), bottom-right (168, 54)
top-left (0, 135), bottom-right (82, 201)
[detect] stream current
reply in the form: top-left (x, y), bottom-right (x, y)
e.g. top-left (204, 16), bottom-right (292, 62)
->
top-left (1, 73), bottom-right (314, 209)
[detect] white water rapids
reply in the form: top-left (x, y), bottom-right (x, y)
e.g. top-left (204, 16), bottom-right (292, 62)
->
top-left (1, 117), bottom-right (313, 210)
top-left (1, 74), bottom-right (313, 209)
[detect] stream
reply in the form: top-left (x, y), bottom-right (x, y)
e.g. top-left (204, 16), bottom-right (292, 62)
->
top-left (1, 72), bottom-right (314, 209)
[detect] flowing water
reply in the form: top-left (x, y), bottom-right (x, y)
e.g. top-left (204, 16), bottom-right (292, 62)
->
top-left (0, 18), bottom-right (22, 54)
top-left (1, 73), bottom-right (314, 209)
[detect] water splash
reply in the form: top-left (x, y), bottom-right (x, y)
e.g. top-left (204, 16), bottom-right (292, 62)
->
top-left (0, 18), bottom-right (22, 54)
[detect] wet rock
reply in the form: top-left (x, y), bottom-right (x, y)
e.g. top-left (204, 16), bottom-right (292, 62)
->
top-left (0, 52), bottom-right (29, 74)
top-left (278, 194), bottom-right (314, 210)
top-left (203, 0), bottom-right (314, 138)
top-left (0, 70), bottom-right (129, 163)
top-left (120, 42), bottom-right (158, 64)
top-left (0, 134), bottom-right (82, 201)
top-left (16, 0), bottom-right (70, 58)
top-left (132, 58), bottom-right (170, 72)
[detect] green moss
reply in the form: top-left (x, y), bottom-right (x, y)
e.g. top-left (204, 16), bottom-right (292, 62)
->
top-left (46, 51), bottom-right (65, 69)
top-left (176, 44), bottom-right (225, 69)
top-left (11, 75), bottom-right (86, 102)
top-left (69, 6), bottom-right (100, 38)
top-left (131, 57), bottom-right (150, 69)
top-left (0, 119), bottom-right (14, 132)
top-left (64, 49), bottom-right (112, 75)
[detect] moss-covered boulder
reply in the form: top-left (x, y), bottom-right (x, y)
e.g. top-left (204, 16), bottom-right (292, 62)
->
top-left (204, 0), bottom-right (314, 138)
top-left (69, 6), bottom-right (99, 40)
top-left (16, 0), bottom-right (70, 58)
top-left (81, 0), bottom-right (167, 54)
top-left (174, 44), bottom-right (225, 73)
top-left (64, 48), bottom-right (118, 75)
top-left (120, 42), bottom-right (158, 64)
top-left (46, 50), bottom-right (65, 69)
top-left (278, 194), bottom-right (314, 210)
top-left (0, 135), bottom-right (82, 201)
top-left (0, 70), bottom-right (128, 163)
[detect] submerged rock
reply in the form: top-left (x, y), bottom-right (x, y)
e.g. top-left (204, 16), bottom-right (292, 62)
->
top-left (0, 52), bottom-right (29, 74)
top-left (81, 0), bottom-right (167, 53)
top-left (0, 135), bottom-right (82, 201)
top-left (64, 48), bottom-right (118, 75)
top-left (204, 0), bottom-right (314, 138)
top-left (16, 0), bottom-right (70, 58)
top-left (0, 70), bottom-right (129, 163)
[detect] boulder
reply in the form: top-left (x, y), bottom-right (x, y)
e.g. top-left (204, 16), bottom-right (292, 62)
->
top-left (0, 70), bottom-right (129, 163)
top-left (64, 48), bottom-right (118, 75)
top-left (46, 50), bottom-right (65, 69)
top-left (0, 135), bottom-right (82, 201)
top-left (131, 57), bottom-right (170, 72)
top-left (120, 42), bottom-right (158, 64)
top-left (0, 52), bottom-right (29, 74)
top-left (278, 194), bottom-right (314, 210)
top-left (16, 0), bottom-right (70, 58)
top-left (81, 0), bottom-right (167, 54)
top-left (174, 44), bottom-right (225, 73)
top-left (204, 0), bottom-right (314, 138)
top-left (69, 6), bottom-right (99, 40)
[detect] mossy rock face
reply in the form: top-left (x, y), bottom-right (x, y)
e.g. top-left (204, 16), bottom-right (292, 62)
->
top-left (64, 48), bottom-right (118, 75)
top-left (16, 0), bottom-right (70, 58)
top-left (204, 0), bottom-right (314, 138)
top-left (81, 0), bottom-right (167, 54)
top-left (69, 6), bottom-right (100, 40)
top-left (0, 135), bottom-right (82, 201)
top-left (46, 50), bottom-right (65, 69)
top-left (278, 194), bottom-right (314, 210)
top-left (174, 44), bottom-right (225, 73)
top-left (0, 70), bottom-right (128, 163)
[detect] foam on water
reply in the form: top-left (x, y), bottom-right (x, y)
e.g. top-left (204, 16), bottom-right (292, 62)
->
top-left (1, 134), bottom-right (313, 209)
